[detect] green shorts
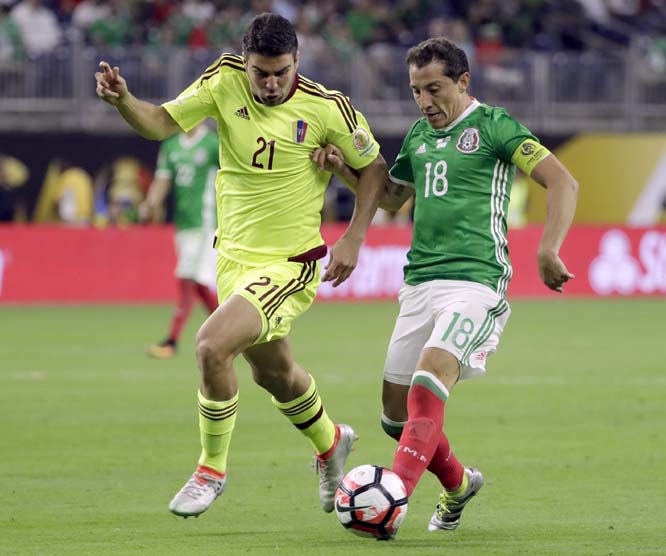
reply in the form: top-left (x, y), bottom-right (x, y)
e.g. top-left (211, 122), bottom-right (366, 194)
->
top-left (216, 255), bottom-right (321, 343)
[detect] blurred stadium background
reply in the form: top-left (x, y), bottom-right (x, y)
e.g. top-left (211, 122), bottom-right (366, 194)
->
top-left (1, 2), bottom-right (665, 555)
top-left (2, 0), bottom-right (666, 300)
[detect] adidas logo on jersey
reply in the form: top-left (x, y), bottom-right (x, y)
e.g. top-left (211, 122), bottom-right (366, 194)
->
top-left (415, 143), bottom-right (427, 154)
top-left (234, 106), bottom-right (250, 120)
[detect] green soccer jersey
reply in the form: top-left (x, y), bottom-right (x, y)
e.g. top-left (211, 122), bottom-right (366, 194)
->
top-left (162, 54), bottom-right (379, 265)
top-left (156, 126), bottom-right (218, 231)
top-left (390, 99), bottom-right (537, 297)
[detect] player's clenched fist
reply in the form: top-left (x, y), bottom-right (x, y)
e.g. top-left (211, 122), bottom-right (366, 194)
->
top-left (95, 61), bottom-right (128, 106)
top-left (537, 249), bottom-right (575, 293)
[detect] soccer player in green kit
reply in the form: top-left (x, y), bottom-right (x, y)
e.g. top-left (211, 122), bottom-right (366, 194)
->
top-left (315, 37), bottom-right (578, 532)
top-left (95, 13), bottom-right (387, 517)
top-left (140, 123), bottom-right (219, 359)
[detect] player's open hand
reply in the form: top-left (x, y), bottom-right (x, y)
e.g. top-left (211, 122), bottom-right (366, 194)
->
top-left (538, 249), bottom-right (574, 292)
top-left (312, 144), bottom-right (346, 174)
top-left (95, 61), bottom-right (128, 106)
top-left (137, 201), bottom-right (152, 223)
top-left (323, 236), bottom-right (362, 287)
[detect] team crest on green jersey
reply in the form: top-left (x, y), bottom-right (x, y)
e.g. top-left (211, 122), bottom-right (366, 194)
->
top-left (194, 148), bottom-right (207, 164)
top-left (353, 127), bottom-right (374, 156)
top-left (456, 127), bottom-right (480, 153)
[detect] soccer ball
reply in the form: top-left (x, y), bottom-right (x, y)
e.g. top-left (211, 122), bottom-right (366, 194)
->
top-left (334, 464), bottom-right (408, 541)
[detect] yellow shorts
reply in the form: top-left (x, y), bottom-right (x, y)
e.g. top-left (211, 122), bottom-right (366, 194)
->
top-left (216, 255), bottom-right (321, 343)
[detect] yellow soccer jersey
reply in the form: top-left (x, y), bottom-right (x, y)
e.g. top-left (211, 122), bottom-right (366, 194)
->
top-left (162, 54), bottom-right (380, 265)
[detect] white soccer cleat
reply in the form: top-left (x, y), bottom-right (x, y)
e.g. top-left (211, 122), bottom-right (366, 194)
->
top-left (168, 467), bottom-right (227, 518)
top-left (314, 424), bottom-right (358, 513)
top-left (428, 467), bottom-right (484, 531)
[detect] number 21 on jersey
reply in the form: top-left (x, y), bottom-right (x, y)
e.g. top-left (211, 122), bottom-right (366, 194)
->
top-left (252, 136), bottom-right (276, 170)
top-left (424, 160), bottom-right (448, 197)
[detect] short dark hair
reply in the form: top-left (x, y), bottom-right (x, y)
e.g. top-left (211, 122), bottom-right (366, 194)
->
top-left (242, 13), bottom-right (298, 57)
top-left (406, 38), bottom-right (469, 81)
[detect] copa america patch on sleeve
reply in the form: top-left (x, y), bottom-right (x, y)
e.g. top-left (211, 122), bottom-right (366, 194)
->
top-left (511, 139), bottom-right (550, 176)
top-left (353, 127), bottom-right (376, 156)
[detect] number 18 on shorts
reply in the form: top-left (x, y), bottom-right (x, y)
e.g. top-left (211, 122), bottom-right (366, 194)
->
top-left (383, 280), bottom-right (511, 384)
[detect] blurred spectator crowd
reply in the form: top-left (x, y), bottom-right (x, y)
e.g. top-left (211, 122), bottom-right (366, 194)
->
top-left (1, 0), bottom-right (665, 62)
top-left (1, 0), bottom-right (665, 227)
top-left (0, 151), bottom-right (154, 227)
top-left (0, 147), bottom-right (422, 227)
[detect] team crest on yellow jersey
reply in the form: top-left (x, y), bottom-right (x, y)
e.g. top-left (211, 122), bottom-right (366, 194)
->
top-left (456, 127), bottom-right (480, 153)
top-left (293, 120), bottom-right (309, 143)
top-left (353, 127), bottom-right (375, 156)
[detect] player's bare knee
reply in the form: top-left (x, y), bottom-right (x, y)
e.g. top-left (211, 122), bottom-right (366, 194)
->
top-left (418, 348), bottom-right (460, 390)
top-left (382, 381), bottom-right (409, 423)
top-left (251, 362), bottom-right (291, 391)
top-left (251, 370), bottom-right (274, 391)
top-left (196, 332), bottom-right (230, 370)
top-left (382, 401), bottom-right (407, 424)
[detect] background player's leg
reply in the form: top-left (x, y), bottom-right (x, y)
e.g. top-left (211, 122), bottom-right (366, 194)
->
top-left (195, 281), bottom-right (218, 314)
top-left (146, 278), bottom-right (196, 358)
top-left (169, 278), bottom-right (197, 343)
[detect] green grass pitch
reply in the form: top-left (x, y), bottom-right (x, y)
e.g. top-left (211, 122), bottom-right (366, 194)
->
top-left (1, 299), bottom-right (664, 556)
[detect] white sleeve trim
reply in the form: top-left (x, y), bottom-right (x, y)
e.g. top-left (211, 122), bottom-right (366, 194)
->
top-left (389, 174), bottom-right (415, 189)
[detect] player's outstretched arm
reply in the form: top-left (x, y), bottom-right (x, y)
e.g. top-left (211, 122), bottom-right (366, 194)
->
top-left (322, 154), bottom-right (388, 287)
top-left (312, 146), bottom-right (412, 211)
top-left (95, 61), bottom-right (181, 141)
top-left (530, 154), bottom-right (579, 292)
top-left (139, 175), bottom-right (171, 223)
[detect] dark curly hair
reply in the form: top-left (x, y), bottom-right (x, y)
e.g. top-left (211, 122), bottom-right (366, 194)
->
top-left (406, 38), bottom-right (469, 81)
top-left (242, 13), bottom-right (298, 57)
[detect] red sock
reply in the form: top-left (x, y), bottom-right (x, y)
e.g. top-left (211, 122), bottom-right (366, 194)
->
top-left (195, 282), bottom-right (218, 314)
top-left (167, 279), bottom-right (196, 342)
top-left (428, 432), bottom-right (465, 491)
top-left (392, 380), bottom-right (445, 497)
top-left (385, 424), bottom-right (464, 491)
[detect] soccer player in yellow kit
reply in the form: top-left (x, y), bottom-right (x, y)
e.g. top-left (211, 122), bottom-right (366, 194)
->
top-left (95, 13), bottom-right (387, 518)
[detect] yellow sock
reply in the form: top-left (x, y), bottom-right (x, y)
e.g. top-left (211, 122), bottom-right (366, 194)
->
top-left (272, 375), bottom-right (335, 455)
top-left (197, 389), bottom-right (238, 474)
top-left (448, 470), bottom-right (469, 496)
